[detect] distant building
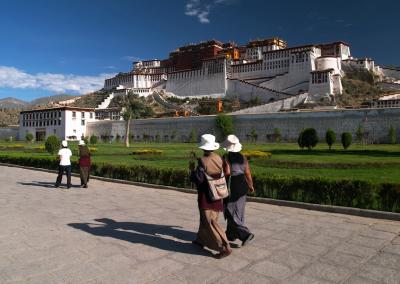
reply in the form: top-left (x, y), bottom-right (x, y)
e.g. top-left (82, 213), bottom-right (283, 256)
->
top-left (19, 107), bottom-right (95, 141)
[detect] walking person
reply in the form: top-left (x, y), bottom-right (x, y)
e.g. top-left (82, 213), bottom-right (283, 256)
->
top-left (222, 135), bottom-right (255, 246)
top-left (189, 134), bottom-right (232, 259)
top-left (78, 140), bottom-right (91, 188)
top-left (55, 140), bottom-right (73, 189)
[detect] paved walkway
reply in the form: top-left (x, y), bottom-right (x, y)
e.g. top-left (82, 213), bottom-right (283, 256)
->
top-left (1, 165), bottom-right (400, 284)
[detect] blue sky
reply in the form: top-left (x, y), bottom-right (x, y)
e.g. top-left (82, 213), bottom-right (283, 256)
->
top-left (0, 0), bottom-right (399, 101)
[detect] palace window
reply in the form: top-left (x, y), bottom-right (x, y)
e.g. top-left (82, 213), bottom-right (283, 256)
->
top-left (72, 112), bottom-right (76, 119)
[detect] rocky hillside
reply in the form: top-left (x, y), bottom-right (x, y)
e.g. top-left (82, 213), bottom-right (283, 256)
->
top-left (0, 97), bottom-right (30, 109)
top-left (0, 109), bottom-right (20, 126)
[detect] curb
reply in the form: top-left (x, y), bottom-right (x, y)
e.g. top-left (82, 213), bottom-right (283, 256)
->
top-left (1, 162), bottom-right (400, 222)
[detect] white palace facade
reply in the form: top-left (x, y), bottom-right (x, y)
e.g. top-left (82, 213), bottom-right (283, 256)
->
top-left (103, 37), bottom-right (399, 103)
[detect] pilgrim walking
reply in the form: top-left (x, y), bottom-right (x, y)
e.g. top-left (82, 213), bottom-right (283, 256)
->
top-left (222, 135), bottom-right (255, 246)
top-left (78, 140), bottom-right (91, 188)
top-left (189, 134), bottom-right (232, 258)
top-left (55, 140), bottom-right (73, 188)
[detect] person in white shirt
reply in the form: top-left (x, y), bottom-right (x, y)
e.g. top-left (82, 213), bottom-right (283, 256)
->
top-left (55, 140), bottom-right (73, 188)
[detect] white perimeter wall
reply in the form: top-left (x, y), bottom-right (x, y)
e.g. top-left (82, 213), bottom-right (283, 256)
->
top-left (166, 71), bottom-right (226, 98)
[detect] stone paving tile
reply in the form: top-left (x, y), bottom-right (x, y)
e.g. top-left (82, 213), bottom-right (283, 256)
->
top-left (1, 166), bottom-right (400, 283)
top-left (354, 263), bottom-right (400, 284)
top-left (248, 259), bottom-right (293, 280)
top-left (300, 262), bottom-right (352, 282)
top-left (347, 234), bottom-right (388, 249)
top-left (367, 252), bottom-right (400, 271)
top-left (382, 244), bottom-right (400, 255)
top-left (334, 242), bottom-right (378, 258)
top-left (217, 271), bottom-right (276, 284)
top-left (170, 264), bottom-right (230, 284)
top-left (319, 250), bottom-right (366, 269)
top-left (283, 274), bottom-right (334, 284)
top-left (343, 275), bottom-right (381, 284)
top-left (268, 249), bottom-right (314, 270)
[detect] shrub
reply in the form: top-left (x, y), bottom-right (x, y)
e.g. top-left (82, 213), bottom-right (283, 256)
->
top-left (131, 149), bottom-right (163, 155)
top-left (89, 135), bottom-right (98, 145)
top-left (273, 128), bottom-right (281, 142)
top-left (170, 130), bottom-right (177, 141)
top-left (242, 150), bottom-right (272, 160)
top-left (189, 129), bottom-right (197, 143)
top-left (4, 144), bottom-right (25, 150)
top-left (301, 128), bottom-right (318, 150)
top-left (0, 155), bottom-right (399, 212)
top-left (389, 125), bottom-right (397, 144)
top-left (250, 129), bottom-right (258, 143)
top-left (297, 129), bottom-right (305, 149)
top-left (356, 125), bottom-right (364, 143)
top-left (216, 113), bottom-right (234, 139)
top-left (25, 132), bottom-right (34, 142)
top-left (116, 134), bottom-right (121, 143)
top-left (83, 136), bottom-right (89, 145)
top-left (45, 135), bottom-right (60, 155)
top-left (325, 129), bottom-right (336, 150)
top-left (88, 147), bottom-right (97, 153)
top-left (341, 132), bottom-right (352, 149)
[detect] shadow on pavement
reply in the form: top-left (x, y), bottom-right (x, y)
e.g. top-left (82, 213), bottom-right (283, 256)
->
top-left (68, 218), bottom-right (212, 257)
top-left (18, 181), bottom-right (80, 189)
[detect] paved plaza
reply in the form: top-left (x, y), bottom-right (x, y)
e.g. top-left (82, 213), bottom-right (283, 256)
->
top-left (0, 165), bottom-right (400, 283)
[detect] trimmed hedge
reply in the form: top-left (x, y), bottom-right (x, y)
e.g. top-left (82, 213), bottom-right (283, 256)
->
top-left (0, 155), bottom-right (399, 212)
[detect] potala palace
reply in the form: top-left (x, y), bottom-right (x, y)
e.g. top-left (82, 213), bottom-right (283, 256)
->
top-left (14, 37), bottom-right (400, 143)
top-left (103, 37), bottom-right (400, 103)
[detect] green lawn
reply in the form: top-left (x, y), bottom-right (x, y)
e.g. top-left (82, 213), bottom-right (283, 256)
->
top-left (1, 141), bottom-right (400, 183)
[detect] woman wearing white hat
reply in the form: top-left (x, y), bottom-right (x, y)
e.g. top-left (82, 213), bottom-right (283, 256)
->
top-left (222, 134), bottom-right (255, 246)
top-left (55, 140), bottom-right (73, 188)
top-left (189, 134), bottom-right (232, 258)
top-left (78, 140), bottom-right (91, 188)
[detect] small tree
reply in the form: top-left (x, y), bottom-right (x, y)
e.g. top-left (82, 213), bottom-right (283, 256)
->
top-left (301, 128), bottom-right (318, 150)
top-left (273, 128), bottom-right (281, 142)
top-left (341, 132), bottom-right (352, 149)
top-left (45, 135), bottom-right (60, 155)
top-left (325, 129), bottom-right (336, 150)
top-left (298, 129), bottom-right (305, 149)
top-left (83, 136), bottom-right (89, 145)
top-left (170, 130), bottom-right (177, 141)
top-left (189, 129), bottom-right (197, 143)
top-left (122, 92), bottom-right (154, 147)
top-left (25, 132), bottom-right (34, 142)
top-left (89, 135), bottom-right (98, 145)
top-left (216, 113), bottom-right (234, 139)
top-left (389, 125), bottom-right (397, 144)
top-left (356, 125), bottom-right (364, 143)
top-left (250, 129), bottom-right (258, 143)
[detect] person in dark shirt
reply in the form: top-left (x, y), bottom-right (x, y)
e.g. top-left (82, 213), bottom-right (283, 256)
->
top-left (222, 135), bottom-right (255, 246)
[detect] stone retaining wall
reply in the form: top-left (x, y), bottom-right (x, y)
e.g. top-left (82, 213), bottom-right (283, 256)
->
top-left (86, 108), bottom-right (400, 143)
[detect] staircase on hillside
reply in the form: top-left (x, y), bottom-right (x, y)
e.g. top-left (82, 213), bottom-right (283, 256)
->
top-left (153, 92), bottom-right (199, 116)
top-left (97, 93), bottom-right (114, 109)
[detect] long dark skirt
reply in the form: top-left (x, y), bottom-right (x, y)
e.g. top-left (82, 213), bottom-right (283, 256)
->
top-left (224, 175), bottom-right (251, 241)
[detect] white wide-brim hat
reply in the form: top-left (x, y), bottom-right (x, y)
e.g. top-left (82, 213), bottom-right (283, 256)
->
top-left (223, 134), bottom-right (242, 153)
top-left (61, 140), bottom-right (68, 147)
top-left (198, 134), bottom-right (220, 151)
top-left (78, 140), bottom-right (85, 146)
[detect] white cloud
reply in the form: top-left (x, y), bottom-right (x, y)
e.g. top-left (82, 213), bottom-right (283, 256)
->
top-left (184, 0), bottom-right (235, 23)
top-left (185, 0), bottom-right (210, 24)
top-left (0, 66), bottom-right (114, 95)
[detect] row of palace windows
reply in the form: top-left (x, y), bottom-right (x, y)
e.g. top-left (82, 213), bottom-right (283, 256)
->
top-left (22, 111), bottom-right (61, 121)
top-left (312, 73), bottom-right (329, 84)
top-left (291, 52), bottom-right (309, 63)
top-left (264, 59), bottom-right (290, 70)
top-left (23, 119), bottom-right (61, 127)
top-left (265, 50), bottom-right (290, 60)
top-left (71, 111), bottom-right (93, 119)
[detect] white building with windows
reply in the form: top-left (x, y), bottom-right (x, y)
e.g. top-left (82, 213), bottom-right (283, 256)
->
top-left (19, 107), bottom-right (96, 141)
